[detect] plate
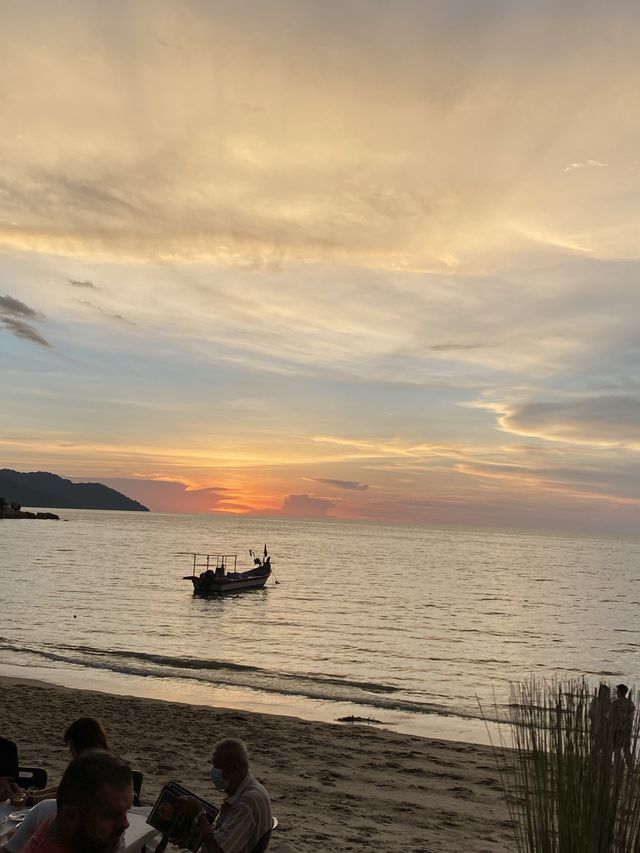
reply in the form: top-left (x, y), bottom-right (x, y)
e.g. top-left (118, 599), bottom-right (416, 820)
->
top-left (9, 810), bottom-right (29, 822)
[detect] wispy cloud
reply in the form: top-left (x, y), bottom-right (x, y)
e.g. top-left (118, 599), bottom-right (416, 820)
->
top-left (68, 278), bottom-right (97, 289)
top-left (0, 295), bottom-right (39, 318)
top-left (480, 396), bottom-right (640, 449)
top-left (304, 477), bottom-right (369, 491)
top-left (563, 160), bottom-right (608, 173)
top-left (0, 293), bottom-right (50, 347)
top-left (0, 316), bottom-right (51, 347)
top-left (78, 300), bottom-right (135, 325)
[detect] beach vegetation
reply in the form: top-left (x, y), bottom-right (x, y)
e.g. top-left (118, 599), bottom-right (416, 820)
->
top-left (484, 678), bottom-right (640, 853)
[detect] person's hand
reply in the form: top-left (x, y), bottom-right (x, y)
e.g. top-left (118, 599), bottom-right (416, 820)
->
top-left (10, 783), bottom-right (26, 807)
top-left (0, 778), bottom-right (23, 803)
top-left (0, 776), bottom-right (12, 801)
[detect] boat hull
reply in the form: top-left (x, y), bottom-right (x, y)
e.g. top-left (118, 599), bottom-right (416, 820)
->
top-left (188, 570), bottom-right (271, 596)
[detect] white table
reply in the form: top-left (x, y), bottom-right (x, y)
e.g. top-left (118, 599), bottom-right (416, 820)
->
top-left (0, 801), bottom-right (159, 852)
top-left (0, 801), bottom-right (22, 844)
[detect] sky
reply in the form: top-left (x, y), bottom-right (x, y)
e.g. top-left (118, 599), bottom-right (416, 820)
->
top-left (1, 0), bottom-right (640, 532)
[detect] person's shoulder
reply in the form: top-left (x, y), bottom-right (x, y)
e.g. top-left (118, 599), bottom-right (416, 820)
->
top-left (31, 800), bottom-right (57, 817)
top-left (21, 819), bottom-right (68, 853)
top-left (243, 776), bottom-right (271, 809)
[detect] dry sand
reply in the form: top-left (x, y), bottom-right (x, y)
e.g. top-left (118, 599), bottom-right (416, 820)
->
top-left (1, 677), bottom-right (514, 852)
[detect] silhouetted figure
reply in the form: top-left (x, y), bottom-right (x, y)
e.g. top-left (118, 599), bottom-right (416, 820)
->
top-left (611, 683), bottom-right (635, 769)
top-left (0, 737), bottom-right (20, 801)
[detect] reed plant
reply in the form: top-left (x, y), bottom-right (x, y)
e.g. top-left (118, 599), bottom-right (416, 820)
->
top-left (484, 679), bottom-right (640, 853)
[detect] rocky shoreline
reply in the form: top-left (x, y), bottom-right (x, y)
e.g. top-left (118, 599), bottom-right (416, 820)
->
top-left (0, 500), bottom-right (59, 520)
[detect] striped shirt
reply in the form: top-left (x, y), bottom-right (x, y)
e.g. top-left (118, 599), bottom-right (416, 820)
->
top-left (214, 772), bottom-right (272, 853)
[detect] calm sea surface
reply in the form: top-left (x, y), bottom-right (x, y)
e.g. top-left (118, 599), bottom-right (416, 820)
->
top-left (2, 511), bottom-right (640, 744)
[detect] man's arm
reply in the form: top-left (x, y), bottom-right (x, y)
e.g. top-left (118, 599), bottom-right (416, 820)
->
top-left (176, 797), bottom-right (225, 853)
top-left (193, 810), bottom-right (225, 853)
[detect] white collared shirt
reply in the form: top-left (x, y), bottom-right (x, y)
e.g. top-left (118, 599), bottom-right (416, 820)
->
top-left (214, 772), bottom-right (272, 853)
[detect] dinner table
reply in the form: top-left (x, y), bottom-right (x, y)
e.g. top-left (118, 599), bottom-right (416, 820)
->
top-left (0, 800), bottom-right (159, 852)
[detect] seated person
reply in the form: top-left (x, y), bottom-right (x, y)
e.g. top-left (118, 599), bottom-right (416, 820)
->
top-left (0, 737), bottom-right (21, 803)
top-left (6, 718), bottom-right (112, 853)
top-left (21, 750), bottom-right (132, 853)
top-left (178, 738), bottom-right (272, 853)
top-left (28, 717), bottom-right (112, 804)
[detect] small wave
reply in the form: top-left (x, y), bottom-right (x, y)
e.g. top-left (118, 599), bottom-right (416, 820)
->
top-left (54, 644), bottom-right (400, 694)
top-left (59, 644), bottom-right (264, 674)
top-left (0, 639), bottom-right (469, 719)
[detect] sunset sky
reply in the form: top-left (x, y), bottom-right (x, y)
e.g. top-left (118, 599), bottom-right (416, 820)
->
top-left (2, 0), bottom-right (640, 531)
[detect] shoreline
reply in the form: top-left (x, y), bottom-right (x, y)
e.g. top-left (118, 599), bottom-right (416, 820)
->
top-left (2, 676), bottom-right (513, 852)
top-left (0, 660), bottom-right (497, 746)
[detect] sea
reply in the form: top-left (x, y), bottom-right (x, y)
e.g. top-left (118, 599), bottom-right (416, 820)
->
top-left (2, 510), bottom-right (639, 746)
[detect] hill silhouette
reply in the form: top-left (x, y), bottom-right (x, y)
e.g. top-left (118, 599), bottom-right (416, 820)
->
top-left (0, 469), bottom-right (149, 512)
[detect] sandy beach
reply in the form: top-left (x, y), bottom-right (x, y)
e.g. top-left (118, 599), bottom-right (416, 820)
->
top-left (1, 677), bottom-right (513, 852)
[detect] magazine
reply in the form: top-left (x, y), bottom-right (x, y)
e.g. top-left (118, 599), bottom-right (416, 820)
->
top-left (147, 781), bottom-right (218, 852)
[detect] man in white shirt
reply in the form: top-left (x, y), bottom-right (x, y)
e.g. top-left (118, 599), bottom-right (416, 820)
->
top-left (179, 739), bottom-right (272, 853)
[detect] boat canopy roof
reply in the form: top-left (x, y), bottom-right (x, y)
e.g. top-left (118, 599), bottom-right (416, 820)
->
top-left (190, 553), bottom-right (238, 571)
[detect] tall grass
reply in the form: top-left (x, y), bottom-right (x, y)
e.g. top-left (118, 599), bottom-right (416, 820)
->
top-left (484, 679), bottom-right (640, 853)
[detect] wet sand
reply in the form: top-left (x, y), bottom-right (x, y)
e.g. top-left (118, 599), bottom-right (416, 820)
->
top-left (2, 677), bottom-right (513, 852)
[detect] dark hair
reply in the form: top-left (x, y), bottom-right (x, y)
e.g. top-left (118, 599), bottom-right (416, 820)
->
top-left (0, 737), bottom-right (18, 780)
top-left (617, 684), bottom-right (629, 697)
top-left (63, 718), bottom-right (111, 755)
top-left (57, 751), bottom-right (132, 813)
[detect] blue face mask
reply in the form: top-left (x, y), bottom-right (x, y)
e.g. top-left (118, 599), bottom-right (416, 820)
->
top-left (210, 766), bottom-right (227, 791)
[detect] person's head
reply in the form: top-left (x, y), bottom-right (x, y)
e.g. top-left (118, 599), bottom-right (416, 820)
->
top-left (210, 738), bottom-right (250, 795)
top-left (64, 718), bottom-right (111, 758)
top-left (0, 737), bottom-right (19, 801)
top-left (617, 684), bottom-right (629, 699)
top-left (598, 684), bottom-right (611, 700)
top-left (56, 750), bottom-right (132, 853)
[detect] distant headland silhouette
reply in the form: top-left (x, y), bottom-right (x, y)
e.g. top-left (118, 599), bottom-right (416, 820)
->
top-left (0, 468), bottom-right (149, 512)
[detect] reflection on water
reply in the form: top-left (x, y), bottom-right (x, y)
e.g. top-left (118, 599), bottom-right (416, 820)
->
top-left (1, 510), bottom-right (640, 743)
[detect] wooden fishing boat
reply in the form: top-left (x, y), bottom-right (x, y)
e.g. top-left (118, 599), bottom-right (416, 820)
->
top-left (183, 548), bottom-right (272, 596)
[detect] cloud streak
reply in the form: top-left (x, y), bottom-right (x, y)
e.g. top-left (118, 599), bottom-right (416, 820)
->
top-left (0, 293), bottom-right (50, 347)
top-left (68, 278), bottom-right (96, 289)
top-left (485, 396), bottom-right (640, 449)
top-left (304, 477), bottom-right (369, 491)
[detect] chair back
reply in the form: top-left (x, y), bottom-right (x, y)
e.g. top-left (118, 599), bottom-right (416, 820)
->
top-left (250, 817), bottom-right (278, 853)
top-left (17, 766), bottom-right (48, 789)
top-left (131, 769), bottom-right (143, 806)
top-left (250, 829), bottom-right (272, 853)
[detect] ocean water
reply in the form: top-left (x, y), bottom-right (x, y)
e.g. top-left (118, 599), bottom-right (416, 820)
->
top-left (2, 510), bottom-right (640, 745)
